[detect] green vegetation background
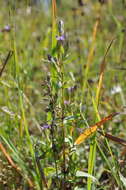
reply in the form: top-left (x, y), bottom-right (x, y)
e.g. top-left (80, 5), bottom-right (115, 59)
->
top-left (0, 0), bottom-right (126, 189)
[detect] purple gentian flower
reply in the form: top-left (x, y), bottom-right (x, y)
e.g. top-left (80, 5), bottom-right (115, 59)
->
top-left (64, 100), bottom-right (70, 105)
top-left (1, 25), bottom-right (11, 33)
top-left (56, 34), bottom-right (65, 41)
top-left (67, 85), bottom-right (77, 93)
top-left (4, 25), bottom-right (11, 31)
top-left (41, 124), bottom-right (51, 130)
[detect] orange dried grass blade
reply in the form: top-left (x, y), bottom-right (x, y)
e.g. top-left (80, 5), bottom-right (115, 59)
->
top-left (0, 142), bottom-right (21, 171)
top-left (52, 0), bottom-right (57, 19)
top-left (75, 126), bottom-right (97, 145)
top-left (0, 142), bottom-right (34, 188)
top-left (75, 112), bottom-right (119, 145)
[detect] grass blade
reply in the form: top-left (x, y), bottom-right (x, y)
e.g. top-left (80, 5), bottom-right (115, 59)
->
top-left (98, 130), bottom-right (126, 146)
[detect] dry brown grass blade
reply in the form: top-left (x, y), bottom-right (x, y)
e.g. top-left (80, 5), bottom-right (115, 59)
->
top-left (0, 142), bottom-right (34, 188)
top-left (0, 51), bottom-right (13, 78)
top-left (52, 0), bottom-right (57, 19)
top-left (98, 130), bottom-right (126, 146)
top-left (75, 112), bottom-right (119, 145)
top-left (96, 38), bottom-right (115, 105)
top-left (0, 142), bottom-right (21, 171)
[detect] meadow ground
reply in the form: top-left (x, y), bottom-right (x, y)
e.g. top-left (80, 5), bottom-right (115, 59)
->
top-left (0, 0), bottom-right (126, 189)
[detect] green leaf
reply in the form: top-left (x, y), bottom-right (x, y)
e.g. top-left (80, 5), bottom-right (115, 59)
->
top-left (74, 187), bottom-right (87, 190)
top-left (76, 171), bottom-right (98, 183)
top-left (44, 167), bottom-right (56, 176)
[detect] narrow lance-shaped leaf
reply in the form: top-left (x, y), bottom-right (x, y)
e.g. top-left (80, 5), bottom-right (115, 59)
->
top-left (75, 112), bottom-right (119, 145)
top-left (96, 38), bottom-right (115, 105)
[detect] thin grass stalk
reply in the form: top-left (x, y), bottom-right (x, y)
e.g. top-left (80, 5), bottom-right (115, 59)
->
top-left (96, 38), bottom-right (115, 106)
top-left (50, 104), bottom-right (59, 181)
top-left (95, 38), bottom-right (117, 176)
top-left (35, 152), bottom-right (48, 189)
top-left (96, 141), bottom-right (123, 189)
top-left (87, 140), bottom-right (96, 190)
top-left (10, 3), bottom-right (40, 185)
top-left (87, 36), bottom-right (114, 190)
top-left (18, 88), bottom-right (41, 188)
top-left (92, 95), bottom-right (122, 186)
top-left (0, 51), bottom-right (13, 78)
top-left (81, 18), bottom-right (100, 190)
top-left (85, 18), bottom-right (100, 190)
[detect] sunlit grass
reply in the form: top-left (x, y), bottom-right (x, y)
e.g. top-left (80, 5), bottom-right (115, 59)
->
top-left (0, 0), bottom-right (126, 189)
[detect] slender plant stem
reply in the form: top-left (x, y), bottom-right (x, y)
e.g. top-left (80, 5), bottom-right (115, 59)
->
top-left (61, 60), bottom-right (66, 189)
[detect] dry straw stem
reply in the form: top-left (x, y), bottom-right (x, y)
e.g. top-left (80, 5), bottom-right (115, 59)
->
top-left (52, 0), bottom-right (57, 19)
top-left (86, 18), bottom-right (100, 68)
top-left (0, 51), bottom-right (13, 78)
top-left (0, 142), bottom-right (34, 188)
top-left (98, 130), bottom-right (126, 146)
top-left (75, 112), bottom-right (119, 145)
top-left (96, 38), bottom-right (116, 105)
